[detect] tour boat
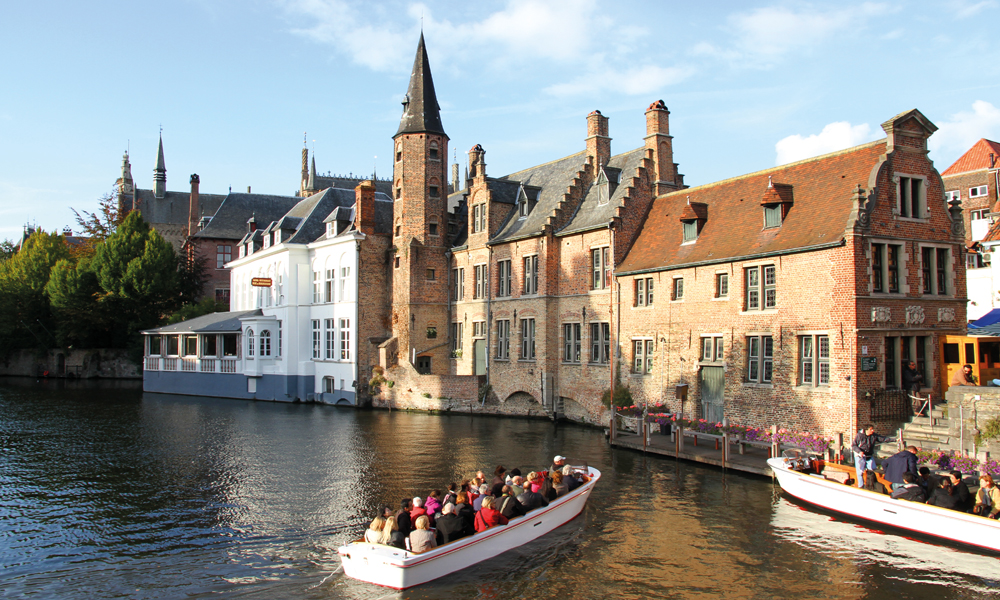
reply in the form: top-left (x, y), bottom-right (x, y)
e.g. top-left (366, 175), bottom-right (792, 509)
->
top-left (337, 465), bottom-right (601, 589)
top-left (768, 454), bottom-right (1000, 553)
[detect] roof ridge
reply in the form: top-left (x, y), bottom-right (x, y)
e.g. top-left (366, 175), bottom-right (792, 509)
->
top-left (656, 138), bottom-right (886, 198)
top-left (501, 146), bottom-right (643, 180)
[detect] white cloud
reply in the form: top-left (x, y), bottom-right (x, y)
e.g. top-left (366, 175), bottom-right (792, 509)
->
top-left (951, 0), bottom-right (997, 18)
top-left (544, 65), bottom-right (693, 98)
top-left (703, 3), bottom-right (895, 66)
top-left (929, 100), bottom-right (1000, 157)
top-left (775, 121), bottom-right (877, 165)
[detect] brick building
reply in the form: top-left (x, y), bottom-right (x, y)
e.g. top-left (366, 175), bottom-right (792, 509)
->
top-left (376, 35), bottom-right (684, 423)
top-left (616, 110), bottom-right (967, 437)
top-left (940, 138), bottom-right (1000, 320)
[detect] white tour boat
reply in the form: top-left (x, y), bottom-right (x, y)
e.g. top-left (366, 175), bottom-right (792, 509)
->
top-left (337, 465), bottom-right (601, 589)
top-left (768, 453), bottom-right (1000, 554)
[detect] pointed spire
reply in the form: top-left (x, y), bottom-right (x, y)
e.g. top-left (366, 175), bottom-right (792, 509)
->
top-left (308, 155), bottom-right (316, 191)
top-left (395, 33), bottom-right (446, 138)
top-left (153, 132), bottom-right (167, 199)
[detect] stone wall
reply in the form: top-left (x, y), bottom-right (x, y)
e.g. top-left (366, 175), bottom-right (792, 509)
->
top-left (945, 386), bottom-right (1000, 454)
top-left (0, 349), bottom-right (141, 379)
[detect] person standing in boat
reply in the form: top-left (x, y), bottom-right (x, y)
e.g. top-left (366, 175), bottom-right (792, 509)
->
top-left (851, 425), bottom-right (895, 488)
top-left (883, 445), bottom-right (919, 491)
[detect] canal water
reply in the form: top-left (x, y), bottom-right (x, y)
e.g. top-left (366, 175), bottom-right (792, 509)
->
top-left (1, 379), bottom-right (998, 599)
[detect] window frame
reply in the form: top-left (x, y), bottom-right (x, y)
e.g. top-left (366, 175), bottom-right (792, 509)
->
top-left (798, 334), bottom-right (830, 387)
top-left (635, 277), bottom-right (654, 307)
top-left (590, 322), bottom-right (610, 364)
top-left (591, 247), bottom-right (611, 290)
top-left (744, 265), bottom-right (776, 310)
top-left (563, 323), bottom-right (581, 363)
top-left (700, 335), bottom-right (724, 363)
top-left (671, 277), bottom-right (684, 301)
top-left (970, 185), bottom-right (988, 198)
top-left (715, 272), bottom-right (729, 298)
top-left (520, 318), bottom-right (536, 360)
top-left (896, 174), bottom-right (927, 219)
top-left (632, 339), bottom-right (654, 374)
top-left (497, 259), bottom-right (512, 297)
top-left (311, 320), bottom-right (321, 359)
top-left (746, 335), bottom-right (773, 384)
top-left (496, 319), bottom-right (510, 360)
top-left (523, 255), bottom-right (538, 295)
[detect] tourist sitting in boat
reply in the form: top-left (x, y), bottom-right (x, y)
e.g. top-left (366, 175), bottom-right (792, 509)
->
top-left (443, 483), bottom-right (459, 506)
top-left (410, 497), bottom-right (428, 526)
top-left (889, 472), bottom-right (927, 503)
top-left (434, 503), bottom-right (468, 545)
top-left (409, 515), bottom-right (437, 553)
top-left (379, 515), bottom-right (406, 549)
top-left (851, 425), bottom-right (895, 489)
top-left (862, 470), bottom-right (887, 494)
top-left (550, 455), bottom-right (567, 472)
top-left (517, 482), bottom-right (549, 511)
top-left (492, 465), bottom-right (507, 489)
top-left (882, 446), bottom-right (919, 491)
top-left (552, 471), bottom-right (569, 497)
top-left (380, 505), bottom-right (393, 519)
top-left (562, 465), bottom-right (581, 492)
top-left (473, 484), bottom-right (490, 511)
top-left (949, 471), bottom-right (974, 512)
top-left (917, 467), bottom-right (937, 494)
top-left (974, 474), bottom-right (1000, 518)
top-left (425, 490), bottom-right (442, 521)
top-left (365, 516), bottom-right (385, 543)
top-left (506, 468), bottom-right (522, 486)
top-left (526, 471), bottom-right (543, 493)
top-left (454, 491), bottom-right (476, 535)
top-left (474, 496), bottom-right (509, 533)
top-left (396, 499), bottom-right (413, 537)
top-left (509, 475), bottom-right (525, 496)
top-left (497, 485), bottom-right (527, 519)
top-left (926, 478), bottom-right (962, 511)
top-left (540, 474), bottom-right (558, 502)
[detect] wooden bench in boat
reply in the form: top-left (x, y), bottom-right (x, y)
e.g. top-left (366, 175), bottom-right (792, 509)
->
top-left (820, 461), bottom-right (892, 491)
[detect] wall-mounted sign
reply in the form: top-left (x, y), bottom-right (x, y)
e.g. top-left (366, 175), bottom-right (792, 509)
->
top-left (251, 277), bottom-right (272, 287)
top-left (860, 356), bottom-right (878, 372)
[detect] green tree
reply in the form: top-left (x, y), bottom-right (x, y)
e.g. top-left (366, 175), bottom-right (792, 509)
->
top-left (0, 239), bottom-right (15, 262)
top-left (88, 211), bottom-right (179, 348)
top-left (71, 190), bottom-right (127, 256)
top-left (0, 230), bottom-right (70, 355)
top-left (46, 256), bottom-right (106, 347)
top-left (166, 296), bottom-right (226, 325)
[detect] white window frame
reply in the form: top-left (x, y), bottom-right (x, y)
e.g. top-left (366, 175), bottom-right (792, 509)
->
top-left (339, 318), bottom-right (351, 361)
top-left (636, 277), bottom-right (654, 307)
top-left (312, 320), bottom-right (321, 359)
top-left (632, 338), bottom-right (654, 374)
top-left (715, 272), bottom-right (729, 298)
top-left (970, 185), bottom-right (988, 198)
top-left (945, 190), bottom-right (961, 203)
top-left (746, 334), bottom-right (773, 384)
top-left (672, 277), bottom-right (684, 301)
top-left (324, 319), bottom-right (336, 360)
top-left (591, 247), bottom-right (611, 290)
top-left (700, 335), bottom-right (724, 363)
top-left (745, 265), bottom-right (776, 310)
top-left (799, 334), bottom-right (830, 387)
top-left (474, 264), bottom-right (487, 299)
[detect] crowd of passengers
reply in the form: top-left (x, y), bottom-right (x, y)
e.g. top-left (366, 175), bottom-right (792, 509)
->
top-left (361, 456), bottom-right (588, 553)
top-left (851, 427), bottom-right (999, 518)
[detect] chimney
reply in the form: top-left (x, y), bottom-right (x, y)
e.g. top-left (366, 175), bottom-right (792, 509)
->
top-left (247, 186), bottom-right (251, 193)
top-left (990, 153), bottom-right (996, 169)
top-left (468, 144), bottom-right (486, 183)
top-left (62, 226), bottom-right (72, 236)
top-left (645, 100), bottom-right (678, 194)
top-left (451, 162), bottom-right (460, 193)
top-left (355, 180), bottom-right (376, 235)
top-left (188, 174), bottom-right (200, 237)
top-left (586, 110), bottom-right (610, 173)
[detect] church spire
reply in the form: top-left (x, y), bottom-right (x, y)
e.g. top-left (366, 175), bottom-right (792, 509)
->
top-left (395, 33), bottom-right (446, 138)
top-left (153, 132), bottom-right (167, 199)
top-left (307, 155), bottom-right (317, 192)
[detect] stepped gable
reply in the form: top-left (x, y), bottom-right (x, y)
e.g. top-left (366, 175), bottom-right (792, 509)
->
top-left (446, 188), bottom-right (469, 247)
top-left (559, 148), bottom-right (645, 236)
top-left (618, 140), bottom-right (886, 274)
top-left (942, 138), bottom-right (1000, 176)
top-left (193, 193), bottom-right (301, 241)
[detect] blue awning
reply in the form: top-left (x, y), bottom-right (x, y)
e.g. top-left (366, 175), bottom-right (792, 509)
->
top-left (969, 308), bottom-right (1000, 329)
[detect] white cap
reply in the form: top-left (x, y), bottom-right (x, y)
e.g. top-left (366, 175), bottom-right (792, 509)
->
top-left (554, 455), bottom-right (566, 462)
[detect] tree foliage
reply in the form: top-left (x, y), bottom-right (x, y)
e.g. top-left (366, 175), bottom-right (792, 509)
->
top-left (0, 230), bottom-right (70, 354)
top-left (71, 190), bottom-right (126, 256)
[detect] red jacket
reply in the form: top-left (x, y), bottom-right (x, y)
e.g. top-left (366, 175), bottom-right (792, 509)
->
top-left (410, 506), bottom-right (427, 522)
top-left (474, 506), bottom-right (509, 533)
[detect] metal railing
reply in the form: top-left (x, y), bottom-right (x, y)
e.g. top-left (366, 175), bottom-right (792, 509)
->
top-left (868, 389), bottom-right (911, 422)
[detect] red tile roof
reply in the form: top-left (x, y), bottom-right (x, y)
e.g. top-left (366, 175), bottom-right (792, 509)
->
top-left (618, 140), bottom-right (886, 274)
top-left (942, 138), bottom-right (1000, 176)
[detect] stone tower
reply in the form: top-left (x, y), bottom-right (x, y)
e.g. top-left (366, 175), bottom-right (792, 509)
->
top-left (391, 33), bottom-right (450, 375)
top-left (153, 133), bottom-right (167, 199)
top-left (118, 150), bottom-right (135, 214)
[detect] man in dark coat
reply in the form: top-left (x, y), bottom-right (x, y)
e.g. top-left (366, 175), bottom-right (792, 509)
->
top-left (890, 472), bottom-right (927, 502)
top-left (883, 446), bottom-right (919, 491)
top-left (434, 503), bottom-right (467, 545)
top-left (901, 361), bottom-right (925, 414)
top-left (950, 470), bottom-right (974, 512)
top-left (395, 498), bottom-right (413, 537)
top-left (851, 425), bottom-right (894, 488)
top-left (497, 485), bottom-right (527, 520)
top-left (516, 487), bottom-right (549, 512)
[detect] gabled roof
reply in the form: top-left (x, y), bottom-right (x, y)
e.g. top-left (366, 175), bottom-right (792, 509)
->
top-left (618, 139), bottom-right (886, 275)
top-left (942, 138), bottom-right (1000, 176)
top-left (134, 189), bottom-right (227, 228)
top-left (143, 310), bottom-right (261, 334)
top-left (193, 192), bottom-right (301, 241)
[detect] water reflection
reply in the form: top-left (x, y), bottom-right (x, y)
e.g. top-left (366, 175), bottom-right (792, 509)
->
top-left (0, 380), bottom-right (997, 599)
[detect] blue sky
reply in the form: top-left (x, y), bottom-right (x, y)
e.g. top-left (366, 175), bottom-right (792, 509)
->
top-left (3, 0), bottom-right (1000, 242)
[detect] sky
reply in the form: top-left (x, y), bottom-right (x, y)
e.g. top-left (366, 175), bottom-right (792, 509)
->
top-left (2, 0), bottom-right (1000, 242)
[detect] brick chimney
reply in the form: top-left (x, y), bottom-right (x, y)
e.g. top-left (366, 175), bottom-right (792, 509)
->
top-left (645, 100), bottom-right (679, 194)
top-left (586, 110), bottom-right (610, 173)
top-left (468, 144), bottom-right (486, 184)
top-left (355, 180), bottom-right (376, 235)
top-left (188, 174), bottom-right (200, 236)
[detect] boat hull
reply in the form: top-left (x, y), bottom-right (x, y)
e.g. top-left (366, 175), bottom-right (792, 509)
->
top-left (768, 457), bottom-right (1000, 553)
top-left (337, 467), bottom-right (601, 589)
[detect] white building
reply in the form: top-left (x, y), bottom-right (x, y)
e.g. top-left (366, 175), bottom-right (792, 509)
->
top-left (143, 183), bottom-right (393, 404)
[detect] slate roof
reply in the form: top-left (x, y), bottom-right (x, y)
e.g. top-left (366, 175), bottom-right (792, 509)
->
top-left (144, 310), bottom-right (261, 334)
top-left (488, 148), bottom-right (644, 243)
top-left (312, 175), bottom-right (393, 197)
top-left (238, 188), bottom-right (394, 247)
top-left (618, 139), bottom-right (886, 275)
top-left (396, 33), bottom-right (446, 138)
top-left (942, 138), bottom-right (1000, 176)
top-left (192, 192), bottom-right (301, 241)
top-left (135, 189), bottom-right (227, 228)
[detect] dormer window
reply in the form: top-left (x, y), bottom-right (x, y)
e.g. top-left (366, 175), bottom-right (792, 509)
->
top-left (679, 199), bottom-right (707, 243)
top-left (517, 186), bottom-right (533, 219)
top-left (327, 222), bottom-right (335, 238)
top-left (761, 178), bottom-right (793, 229)
top-left (596, 169), bottom-right (610, 206)
top-left (263, 234), bottom-right (271, 249)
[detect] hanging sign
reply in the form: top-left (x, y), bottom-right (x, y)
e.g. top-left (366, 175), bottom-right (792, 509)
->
top-left (251, 277), bottom-right (272, 287)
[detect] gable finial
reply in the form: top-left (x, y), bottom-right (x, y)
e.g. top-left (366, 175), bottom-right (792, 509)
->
top-left (768, 175), bottom-right (773, 188)
top-left (686, 195), bottom-right (691, 205)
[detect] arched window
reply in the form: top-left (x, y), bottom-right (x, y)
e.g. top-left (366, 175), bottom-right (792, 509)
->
top-left (246, 329), bottom-right (255, 358)
top-left (259, 330), bottom-right (271, 357)
top-left (325, 257), bottom-right (336, 303)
